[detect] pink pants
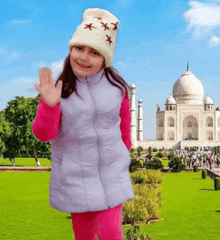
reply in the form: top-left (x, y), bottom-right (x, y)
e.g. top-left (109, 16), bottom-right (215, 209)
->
top-left (71, 204), bottom-right (123, 240)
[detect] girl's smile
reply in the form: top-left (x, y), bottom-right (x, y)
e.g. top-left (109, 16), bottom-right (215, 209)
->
top-left (75, 61), bottom-right (91, 69)
top-left (70, 45), bottom-right (105, 77)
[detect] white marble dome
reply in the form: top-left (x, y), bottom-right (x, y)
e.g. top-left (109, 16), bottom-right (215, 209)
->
top-left (165, 95), bottom-right (176, 104)
top-left (172, 70), bottom-right (204, 104)
top-left (204, 96), bottom-right (213, 104)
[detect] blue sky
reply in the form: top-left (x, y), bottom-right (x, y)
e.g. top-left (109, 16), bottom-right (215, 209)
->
top-left (1, 0), bottom-right (220, 139)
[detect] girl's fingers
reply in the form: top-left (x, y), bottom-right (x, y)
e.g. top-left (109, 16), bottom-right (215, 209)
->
top-left (41, 68), bottom-right (50, 85)
top-left (39, 68), bottom-right (46, 86)
top-left (39, 67), bottom-right (52, 85)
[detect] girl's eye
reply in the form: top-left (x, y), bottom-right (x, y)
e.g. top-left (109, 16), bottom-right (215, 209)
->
top-left (76, 46), bottom-right (83, 51)
top-left (91, 51), bottom-right (99, 56)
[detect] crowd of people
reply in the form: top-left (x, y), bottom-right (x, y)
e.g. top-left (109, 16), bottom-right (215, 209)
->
top-left (173, 148), bottom-right (220, 170)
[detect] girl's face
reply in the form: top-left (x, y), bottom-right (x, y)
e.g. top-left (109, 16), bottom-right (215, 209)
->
top-left (70, 45), bottom-right (105, 78)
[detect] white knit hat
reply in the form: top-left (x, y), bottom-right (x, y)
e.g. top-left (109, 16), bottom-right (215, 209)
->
top-left (68, 8), bottom-right (119, 67)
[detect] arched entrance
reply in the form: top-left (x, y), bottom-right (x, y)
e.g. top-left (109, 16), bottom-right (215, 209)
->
top-left (183, 115), bottom-right (198, 140)
top-left (167, 130), bottom-right (174, 140)
top-left (206, 130), bottom-right (213, 140)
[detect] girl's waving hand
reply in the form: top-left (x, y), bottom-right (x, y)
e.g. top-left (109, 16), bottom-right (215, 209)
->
top-left (35, 67), bottom-right (62, 106)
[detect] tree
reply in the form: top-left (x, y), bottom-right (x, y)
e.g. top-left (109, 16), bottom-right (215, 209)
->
top-left (0, 111), bottom-right (12, 160)
top-left (137, 146), bottom-right (143, 157)
top-left (3, 94), bottom-right (51, 166)
top-left (168, 156), bottom-right (185, 172)
top-left (144, 157), bottom-right (163, 170)
top-left (155, 152), bottom-right (164, 158)
top-left (147, 146), bottom-right (153, 160)
top-left (129, 157), bottom-right (143, 173)
top-left (167, 152), bottom-right (174, 160)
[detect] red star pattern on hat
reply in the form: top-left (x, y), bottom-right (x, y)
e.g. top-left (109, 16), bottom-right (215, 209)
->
top-left (101, 22), bottom-right (109, 31)
top-left (106, 35), bottom-right (112, 45)
top-left (111, 22), bottom-right (118, 30)
top-left (84, 23), bottom-right (95, 30)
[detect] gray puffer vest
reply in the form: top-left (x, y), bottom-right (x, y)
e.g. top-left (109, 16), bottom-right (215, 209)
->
top-left (50, 68), bottom-right (134, 213)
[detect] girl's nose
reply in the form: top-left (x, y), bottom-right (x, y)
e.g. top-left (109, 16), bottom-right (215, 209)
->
top-left (80, 48), bottom-right (89, 61)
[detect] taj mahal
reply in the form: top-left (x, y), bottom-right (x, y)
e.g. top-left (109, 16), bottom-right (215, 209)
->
top-left (130, 64), bottom-right (220, 150)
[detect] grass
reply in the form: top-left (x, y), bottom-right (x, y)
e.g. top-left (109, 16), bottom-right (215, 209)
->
top-left (142, 172), bottom-right (220, 240)
top-left (0, 157), bottom-right (51, 167)
top-left (1, 169), bottom-right (220, 239)
top-left (0, 172), bottom-right (73, 240)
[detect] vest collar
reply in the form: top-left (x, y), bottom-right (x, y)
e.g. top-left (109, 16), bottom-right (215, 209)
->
top-left (74, 68), bottom-right (105, 85)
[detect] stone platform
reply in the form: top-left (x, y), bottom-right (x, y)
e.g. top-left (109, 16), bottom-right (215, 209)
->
top-left (0, 166), bottom-right (51, 171)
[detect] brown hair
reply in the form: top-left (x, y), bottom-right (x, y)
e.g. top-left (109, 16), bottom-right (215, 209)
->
top-left (55, 54), bottom-right (131, 100)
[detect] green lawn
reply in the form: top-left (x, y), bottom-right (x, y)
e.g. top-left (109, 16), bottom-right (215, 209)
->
top-left (0, 157), bottom-right (51, 167)
top-left (1, 171), bottom-right (220, 239)
top-left (0, 172), bottom-right (73, 240)
top-left (143, 172), bottom-right (220, 240)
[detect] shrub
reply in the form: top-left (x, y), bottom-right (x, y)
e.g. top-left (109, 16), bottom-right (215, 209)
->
top-left (190, 147), bottom-right (196, 151)
top-left (144, 157), bottom-right (163, 170)
top-left (147, 147), bottom-right (153, 160)
top-left (139, 159), bottom-right (144, 167)
top-left (202, 170), bottom-right (207, 179)
top-left (130, 169), bottom-right (163, 185)
top-left (122, 183), bottom-right (162, 224)
top-left (167, 152), bottom-right (174, 160)
top-left (137, 146), bottom-right (143, 152)
top-left (168, 156), bottom-right (185, 172)
top-left (129, 158), bottom-right (143, 173)
top-left (130, 148), bottom-right (134, 153)
top-left (163, 151), bottom-right (167, 157)
top-left (137, 146), bottom-right (143, 157)
top-left (214, 177), bottom-right (220, 190)
top-left (193, 165), bottom-right (198, 172)
top-left (123, 225), bottom-right (151, 240)
top-left (146, 153), bottom-right (153, 160)
top-left (152, 148), bottom-right (157, 152)
top-left (154, 152), bottom-right (164, 158)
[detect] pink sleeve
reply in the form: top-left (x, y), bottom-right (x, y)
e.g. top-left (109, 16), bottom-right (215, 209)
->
top-left (32, 97), bottom-right (61, 142)
top-left (120, 91), bottom-right (131, 150)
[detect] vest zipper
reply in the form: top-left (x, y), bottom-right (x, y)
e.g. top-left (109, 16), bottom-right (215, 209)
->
top-left (86, 82), bottom-right (109, 209)
top-left (85, 76), bottom-right (89, 84)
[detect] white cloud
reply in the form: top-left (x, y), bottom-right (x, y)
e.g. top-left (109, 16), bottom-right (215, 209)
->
top-left (116, 61), bottom-right (126, 66)
top-left (0, 77), bottom-right (38, 110)
top-left (9, 20), bottom-right (32, 25)
top-left (0, 58), bottom-right (64, 110)
top-left (33, 59), bottom-right (64, 81)
top-left (0, 46), bottom-right (21, 64)
top-left (183, 1), bottom-right (220, 36)
top-left (209, 35), bottom-right (220, 47)
top-left (34, 59), bottom-right (63, 71)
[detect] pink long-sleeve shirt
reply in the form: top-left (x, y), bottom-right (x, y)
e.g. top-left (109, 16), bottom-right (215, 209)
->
top-left (32, 91), bottom-right (131, 150)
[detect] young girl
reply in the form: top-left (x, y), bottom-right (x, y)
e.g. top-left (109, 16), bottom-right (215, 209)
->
top-left (32, 8), bottom-right (134, 240)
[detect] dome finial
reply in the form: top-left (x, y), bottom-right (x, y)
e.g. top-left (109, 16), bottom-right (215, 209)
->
top-left (187, 61), bottom-right (189, 71)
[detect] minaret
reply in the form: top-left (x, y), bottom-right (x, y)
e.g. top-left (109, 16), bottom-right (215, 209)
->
top-left (137, 99), bottom-right (144, 141)
top-left (130, 84), bottom-right (137, 146)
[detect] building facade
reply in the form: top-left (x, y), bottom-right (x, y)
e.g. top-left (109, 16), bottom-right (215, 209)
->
top-left (130, 65), bottom-right (220, 150)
